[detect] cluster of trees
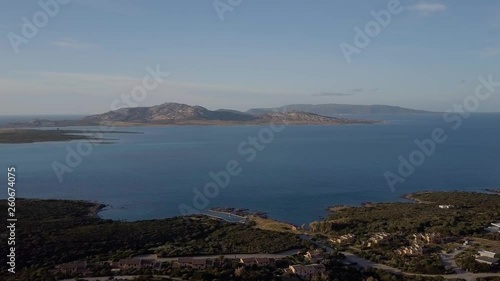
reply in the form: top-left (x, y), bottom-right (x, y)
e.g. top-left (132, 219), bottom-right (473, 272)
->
top-left (156, 223), bottom-right (302, 257)
top-left (456, 255), bottom-right (496, 273)
top-left (357, 250), bottom-right (446, 275)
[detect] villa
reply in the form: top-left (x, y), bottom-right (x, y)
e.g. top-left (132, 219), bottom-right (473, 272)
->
top-left (286, 264), bottom-right (326, 279)
top-left (255, 257), bottom-right (271, 266)
top-left (413, 232), bottom-right (441, 244)
top-left (395, 243), bottom-right (424, 256)
top-left (364, 232), bottom-right (391, 247)
top-left (240, 257), bottom-right (258, 266)
top-left (56, 261), bottom-right (89, 275)
top-left (304, 250), bottom-right (323, 263)
top-left (118, 259), bottom-right (142, 270)
top-left (118, 258), bottom-right (160, 270)
top-left (173, 257), bottom-right (208, 269)
top-left (331, 234), bottom-right (356, 244)
top-left (191, 258), bottom-right (208, 269)
top-left (239, 257), bottom-right (273, 266)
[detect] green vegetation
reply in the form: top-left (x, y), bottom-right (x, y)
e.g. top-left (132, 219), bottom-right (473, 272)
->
top-left (3, 192), bottom-right (499, 280)
top-left (359, 250), bottom-right (446, 274)
top-left (310, 192), bottom-right (500, 275)
top-left (312, 192), bottom-right (500, 237)
top-left (0, 199), bottom-right (302, 276)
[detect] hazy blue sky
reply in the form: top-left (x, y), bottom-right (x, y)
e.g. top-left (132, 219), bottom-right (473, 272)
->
top-left (1, 0), bottom-right (499, 115)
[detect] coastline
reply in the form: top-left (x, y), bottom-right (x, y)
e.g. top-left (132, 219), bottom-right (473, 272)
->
top-left (3, 118), bottom-right (382, 129)
top-left (323, 189), bottom-right (500, 222)
top-left (401, 192), bottom-right (434, 204)
top-left (0, 128), bottom-right (142, 144)
top-left (485, 188), bottom-right (500, 194)
top-left (14, 188), bottom-right (499, 228)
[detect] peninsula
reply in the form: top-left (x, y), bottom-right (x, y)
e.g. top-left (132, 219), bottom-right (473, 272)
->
top-left (0, 129), bottom-right (140, 144)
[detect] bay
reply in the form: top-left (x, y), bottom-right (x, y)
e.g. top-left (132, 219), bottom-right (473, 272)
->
top-left (0, 113), bottom-right (498, 225)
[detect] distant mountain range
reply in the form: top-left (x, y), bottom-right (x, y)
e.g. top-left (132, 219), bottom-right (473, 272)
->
top-left (81, 102), bottom-right (376, 126)
top-left (83, 103), bottom-right (255, 123)
top-left (7, 103), bottom-right (380, 128)
top-left (246, 104), bottom-right (436, 116)
top-left (6, 103), bottom-right (436, 128)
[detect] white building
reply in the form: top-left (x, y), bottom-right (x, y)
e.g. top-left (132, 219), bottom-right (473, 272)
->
top-left (438, 205), bottom-right (454, 209)
top-left (478, 249), bottom-right (500, 259)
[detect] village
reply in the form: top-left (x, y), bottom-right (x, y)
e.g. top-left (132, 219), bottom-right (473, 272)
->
top-left (49, 219), bottom-right (500, 281)
top-left (50, 249), bottom-right (330, 280)
top-left (10, 192), bottom-right (500, 281)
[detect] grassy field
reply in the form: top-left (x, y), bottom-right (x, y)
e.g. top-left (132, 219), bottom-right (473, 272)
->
top-left (249, 215), bottom-right (302, 234)
top-left (472, 237), bottom-right (500, 251)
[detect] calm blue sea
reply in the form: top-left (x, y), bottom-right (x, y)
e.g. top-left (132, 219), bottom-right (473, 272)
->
top-left (0, 114), bottom-right (499, 225)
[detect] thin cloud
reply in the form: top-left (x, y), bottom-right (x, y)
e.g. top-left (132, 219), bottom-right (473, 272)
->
top-left (408, 2), bottom-right (446, 14)
top-left (51, 38), bottom-right (94, 49)
top-left (312, 92), bottom-right (353, 97)
top-left (371, 88), bottom-right (380, 92)
top-left (479, 46), bottom-right (500, 58)
top-left (9, 71), bottom-right (293, 97)
top-left (350, 88), bottom-right (364, 92)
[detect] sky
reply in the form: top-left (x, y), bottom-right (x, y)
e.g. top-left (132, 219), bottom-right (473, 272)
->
top-left (1, 0), bottom-right (499, 115)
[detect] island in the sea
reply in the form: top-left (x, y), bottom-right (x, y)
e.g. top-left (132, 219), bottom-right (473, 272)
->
top-left (6, 102), bottom-right (381, 128)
